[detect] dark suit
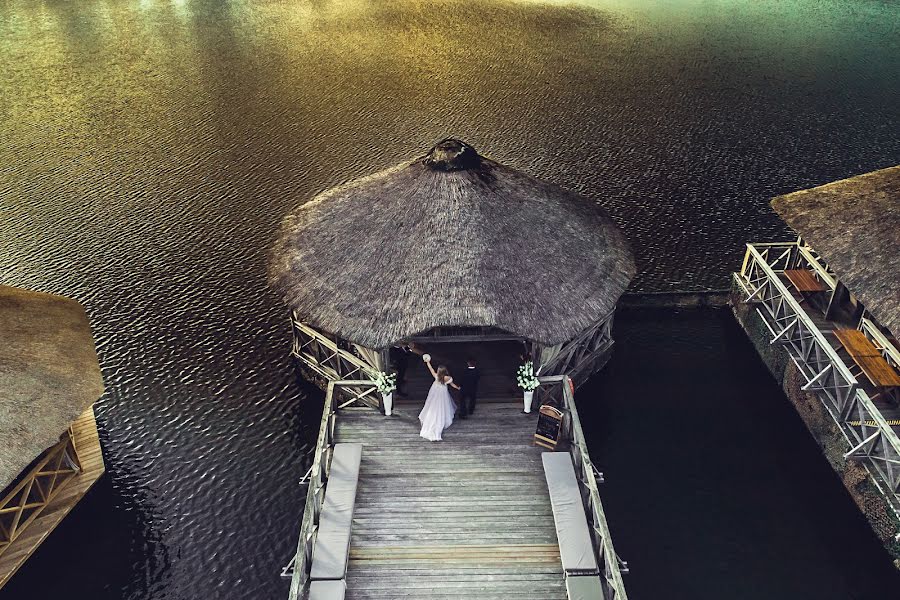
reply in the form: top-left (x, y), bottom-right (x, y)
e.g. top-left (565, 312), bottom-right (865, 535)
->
top-left (390, 345), bottom-right (411, 394)
top-left (458, 366), bottom-right (480, 416)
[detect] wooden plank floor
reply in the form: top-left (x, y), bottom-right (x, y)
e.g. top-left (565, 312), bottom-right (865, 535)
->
top-left (334, 402), bottom-right (566, 600)
top-left (0, 406), bottom-right (105, 590)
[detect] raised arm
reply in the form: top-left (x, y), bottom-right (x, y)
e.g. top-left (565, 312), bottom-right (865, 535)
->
top-left (424, 355), bottom-right (438, 378)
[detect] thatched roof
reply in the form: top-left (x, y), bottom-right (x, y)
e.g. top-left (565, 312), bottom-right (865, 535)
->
top-left (270, 139), bottom-right (635, 349)
top-left (270, 140), bottom-right (635, 348)
top-left (0, 286), bottom-right (104, 492)
top-left (771, 165), bottom-right (900, 336)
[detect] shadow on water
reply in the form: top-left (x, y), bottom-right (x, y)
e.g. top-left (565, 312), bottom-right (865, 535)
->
top-left (580, 308), bottom-right (900, 599)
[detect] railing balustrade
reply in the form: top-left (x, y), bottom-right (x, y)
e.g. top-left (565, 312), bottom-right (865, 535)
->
top-left (0, 429), bottom-right (81, 557)
top-left (536, 375), bottom-right (629, 600)
top-left (285, 380), bottom-right (379, 599)
top-left (737, 243), bottom-right (900, 505)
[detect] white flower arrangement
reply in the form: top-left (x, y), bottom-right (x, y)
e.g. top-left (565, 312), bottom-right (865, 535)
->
top-left (422, 353), bottom-right (431, 363)
top-left (374, 371), bottom-right (397, 395)
top-left (516, 361), bottom-right (540, 391)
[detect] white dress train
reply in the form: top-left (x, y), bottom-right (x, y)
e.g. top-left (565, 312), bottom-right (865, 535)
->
top-left (419, 376), bottom-right (456, 441)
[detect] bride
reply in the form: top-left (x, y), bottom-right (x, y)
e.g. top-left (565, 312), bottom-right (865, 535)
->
top-left (419, 355), bottom-right (460, 442)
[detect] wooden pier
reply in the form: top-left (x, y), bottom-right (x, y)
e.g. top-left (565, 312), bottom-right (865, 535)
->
top-left (286, 375), bottom-right (627, 600)
top-left (0, 406), bottom-right (105, 589)
top-left (337, 401), bottom-right (564, 599)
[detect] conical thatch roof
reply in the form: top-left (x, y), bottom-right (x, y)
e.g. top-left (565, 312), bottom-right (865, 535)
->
top-left (0, 286), bottom-right (104, 492)
top-left (771, 165), bottom-right (900, 337)
top-left (270, 139), bottom-right (635, 349)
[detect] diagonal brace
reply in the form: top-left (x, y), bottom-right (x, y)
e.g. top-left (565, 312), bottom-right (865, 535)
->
top-left (843, 430), bottom-right (879, 460)
top-left (801, 363), bottom-right (832, 391)
top-left (770, 317), bottom-right (798, 345)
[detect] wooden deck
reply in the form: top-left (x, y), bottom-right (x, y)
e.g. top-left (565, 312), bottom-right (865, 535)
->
top-left (334, 401), bottom-right (566, 600)
top-left (0, 406), bottom-right (105, 590)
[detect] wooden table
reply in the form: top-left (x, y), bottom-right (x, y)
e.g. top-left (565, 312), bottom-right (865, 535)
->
top-left (834, 329), bottom-right (900, 389)
top-left (784, 269), bottom-right (827, 293)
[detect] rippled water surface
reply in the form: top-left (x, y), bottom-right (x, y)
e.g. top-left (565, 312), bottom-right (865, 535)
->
top-left (1, 0), bottom-right (898, 599)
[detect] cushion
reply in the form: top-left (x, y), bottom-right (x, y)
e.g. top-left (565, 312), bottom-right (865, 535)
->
top-left (542, 451), bottom-right (599, 575)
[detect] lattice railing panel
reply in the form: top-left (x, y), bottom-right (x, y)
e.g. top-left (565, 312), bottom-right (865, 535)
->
top-left (738, 243), bottom-right (900, 506)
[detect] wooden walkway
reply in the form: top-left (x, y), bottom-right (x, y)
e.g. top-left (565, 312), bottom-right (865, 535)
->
top-left (334, 401), bottom-right (566, 600)
top-left (0, 406), bottom-right (105, 590)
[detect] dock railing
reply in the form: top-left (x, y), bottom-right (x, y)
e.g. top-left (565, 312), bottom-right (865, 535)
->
top-left (536, 374), bottom-right (629, 600)
top-left (291, 314), bottom-right (381, 382)
top-left (284, 380), bottom-right (379, 600)
top-left (0, 428), bottom-right (81, 558)
top-left (736, 242), bottom-right (900, 507)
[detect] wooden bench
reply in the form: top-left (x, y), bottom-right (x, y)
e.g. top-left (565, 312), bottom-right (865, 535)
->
top-left (543, 452), bottom-right (605, 598)
top-left (783, 269), bottom-right (826, 293)
top-left (834, 329), bottom-right (900, 389)
top-left (309, 580), bottom-right (346, 600)
top-left (310, 443), bottom-right (363, 583)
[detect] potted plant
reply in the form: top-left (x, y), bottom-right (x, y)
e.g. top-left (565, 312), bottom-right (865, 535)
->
top-left (516, 361), bottom-right (540, 413)
top-left (375, 371), bottom-right (397, 416)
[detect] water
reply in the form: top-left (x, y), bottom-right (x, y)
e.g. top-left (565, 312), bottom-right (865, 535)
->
top-left (0, 0), bottom-right (898, 598)
top-left (582, 309), bottom-right (900, 599)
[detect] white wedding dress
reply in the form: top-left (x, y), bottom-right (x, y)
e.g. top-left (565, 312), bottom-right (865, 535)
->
top-left (419, 376), bottom-right (456, 441)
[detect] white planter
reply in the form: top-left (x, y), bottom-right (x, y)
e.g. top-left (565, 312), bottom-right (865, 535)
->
top-left (383, 392), bottom-right (393, 416)
top-left (523, 390), bottom-right (534, 413)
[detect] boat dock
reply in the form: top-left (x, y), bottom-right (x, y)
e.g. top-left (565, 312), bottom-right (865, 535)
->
top-left (285, 376), bottom-right (627, 600)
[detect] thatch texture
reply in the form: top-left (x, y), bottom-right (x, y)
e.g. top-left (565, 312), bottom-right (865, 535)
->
top-left (771, 165), bottom-right (900, 336)
top-left (270, 139), bottom-right (635, 349)
top-left (0, 286), bottom-right (104, 492)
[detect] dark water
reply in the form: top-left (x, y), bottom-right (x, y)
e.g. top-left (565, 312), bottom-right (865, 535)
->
top-left (582, 309), bottom-right (900, 599)
top-left (1, 0), bottom-right (898, 598)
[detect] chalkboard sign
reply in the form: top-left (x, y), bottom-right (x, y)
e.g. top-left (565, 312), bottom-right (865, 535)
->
top-left (534, 405), bottom-right (564, 450)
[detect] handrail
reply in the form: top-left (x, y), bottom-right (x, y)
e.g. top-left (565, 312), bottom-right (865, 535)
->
top-left (741, 244), bottom-right (900, 499)
top-left (292, 319), bottom-right (380, 378)
top-left (744, 244), bottom-right (857, 384)
top-left (537, 374), bottom-right (628, 599)
top-left (287, 380), bottom-right (379, 600)
top-left (861, 318), bottom-right (900, 368)
top-left (797, 245), bottom-right (837, 290)
top-left (0, 431), bottom-right (80, 555)
top-left (562, 375), bottom-right (628, 598)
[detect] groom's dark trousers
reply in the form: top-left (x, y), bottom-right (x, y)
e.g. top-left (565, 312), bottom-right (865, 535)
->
top-left (458, 366), bottom-right (480, 416)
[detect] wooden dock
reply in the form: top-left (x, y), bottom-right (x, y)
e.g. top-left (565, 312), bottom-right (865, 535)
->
top-left (286, 376), bottom-right (627, 600)
top-left (0, 406), bottom-right (105, 590)
top-left (336, 401), bottom-right (565, 599)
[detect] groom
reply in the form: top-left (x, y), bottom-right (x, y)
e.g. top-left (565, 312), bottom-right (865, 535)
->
top-left (457, 357), bottom-right (480, 419)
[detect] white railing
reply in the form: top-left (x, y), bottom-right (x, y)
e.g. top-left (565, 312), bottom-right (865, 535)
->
top-left (861, 317), bottom-right (900, 370)
top-left (291, 315), bottom-right (380, 383)
top-left (536, 375), bottom-right (629, 600)
top-left (737, 243), bottom-right (900, 504)
top-left (285, 380), bottom-right (380, 600)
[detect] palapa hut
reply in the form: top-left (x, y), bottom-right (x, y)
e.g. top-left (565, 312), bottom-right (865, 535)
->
top-left (270, 138), bottom-right (635, 403)
top-left (771, 165), bottom-right (899, 335)
top-left (0, 286), bottom-right (106, 590)
top-left (733, 165), bottom-right (900, 554)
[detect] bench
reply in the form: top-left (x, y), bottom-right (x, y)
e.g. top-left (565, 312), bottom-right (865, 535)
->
top-left (784, 269), bottom-right (826, 293)
top-left (309, 580), bottom-right (346, 600)
top-left (834, 329), bottom-right (900, 389)
top-left (310, 443), bottom-right (363, 582)
top-left (543, 452), bottom-right (606, 598)
top-left (566, 574), bottom-right (606, 600)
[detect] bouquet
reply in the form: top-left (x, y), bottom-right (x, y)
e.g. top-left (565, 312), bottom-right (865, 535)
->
top-left (374, 371), bottom-right (397, 395)
top-left (516, 361), bottom-right (540, 391)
